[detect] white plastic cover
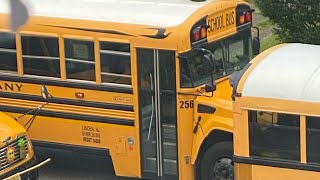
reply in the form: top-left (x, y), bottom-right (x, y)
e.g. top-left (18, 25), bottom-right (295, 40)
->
top-left (0, 0), bottom-right (212, 26)
top-left (242, 43), bottom-right (320, 103)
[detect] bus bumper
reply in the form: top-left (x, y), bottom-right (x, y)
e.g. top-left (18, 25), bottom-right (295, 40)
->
top-left (1, 156), bottom-right (39, 180)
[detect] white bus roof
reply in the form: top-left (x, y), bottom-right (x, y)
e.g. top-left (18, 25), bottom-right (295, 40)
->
top-left (242, 43), bottom-right (320, 103)
top-left (0, 0), bottom-right (214, 27)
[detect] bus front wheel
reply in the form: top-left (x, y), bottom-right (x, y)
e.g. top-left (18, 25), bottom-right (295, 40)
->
top-left (200, 141), bottom-right (233, 180)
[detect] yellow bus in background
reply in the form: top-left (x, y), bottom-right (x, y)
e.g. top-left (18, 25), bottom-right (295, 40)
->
top-left (0, 0), bottom-right (259, 179)
top-left (0, 112), bottom-right (38, 179)
top-left (232, 43), bottom-right (320, 180)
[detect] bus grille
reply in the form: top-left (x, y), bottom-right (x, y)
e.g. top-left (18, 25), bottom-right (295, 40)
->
top-left (0, 136), bottom-right (28, 171)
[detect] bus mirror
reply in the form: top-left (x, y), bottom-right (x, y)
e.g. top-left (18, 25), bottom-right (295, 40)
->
top-left (41, 85), bottom-right (49, 101)
top-left (253, 37), bottom-right (260, 55)
top-left (205, 83), bottom-right (216, 92)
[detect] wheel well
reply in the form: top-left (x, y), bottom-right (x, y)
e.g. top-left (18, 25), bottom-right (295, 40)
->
top-left (195, 130), bottom-right (233, 166)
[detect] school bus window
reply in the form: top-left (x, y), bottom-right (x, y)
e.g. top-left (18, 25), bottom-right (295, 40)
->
top-left (179, 49), bottom-right (214, 88)
top-left (306, 116), bottom-right (320, 164)
top-left (225, 31), bottom-right (252, 74)
top-left (0, 32), bottom-right (17, 73)
top-left (65, 39), bottom-right (95, 81)
top-left (100, 42), bottom-right (131, 85)
top-left (206, 42), bottom-right (225, 77)
top-left (180, 31), bottom-right (252, 88)
top-left (21, 35), bottom-right (60, 78)
top-left (137, 48), bottom-right (154, 91)
top-left (249, 111), bottom-right (300, 161)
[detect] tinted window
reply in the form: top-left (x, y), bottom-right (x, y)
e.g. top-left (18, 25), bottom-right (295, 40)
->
top-left (21, 35), bottom-right (60, 77)
top-left (0, 32), bottom-right (17, 72)
top-left (65, 39), bottom-right (95, 81)
top-left (180, 30), bottom-right (252, 88)
top-left (249, 111), bottom-right (300, 161)
top-left (100, 42), bottom-right (131, 85)
top-left (225, 31), bottom-right (252, 74)
top-left (306, 116), bottom-right (320, 163)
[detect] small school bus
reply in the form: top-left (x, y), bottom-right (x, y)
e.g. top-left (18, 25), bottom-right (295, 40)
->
top-left (0, 0), bottom-right (259, 179)
top-left (0, 112), bottom-right (38, 179)
top-left (232, 43), bottom-right (320, 180)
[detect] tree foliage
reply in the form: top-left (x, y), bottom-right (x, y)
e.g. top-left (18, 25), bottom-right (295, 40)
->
top-left (255, 0), bottom-right (320, 44)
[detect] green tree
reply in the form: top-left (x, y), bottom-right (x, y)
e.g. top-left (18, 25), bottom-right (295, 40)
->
top-left (255, 0), bottom-right (320, 44)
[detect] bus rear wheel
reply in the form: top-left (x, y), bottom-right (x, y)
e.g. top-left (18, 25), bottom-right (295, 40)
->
top-left (200, 141), bottom-right (233, 180)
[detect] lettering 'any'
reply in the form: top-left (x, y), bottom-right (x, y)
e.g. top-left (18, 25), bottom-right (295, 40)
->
top-left (0, 83), bottom-right (23, 92)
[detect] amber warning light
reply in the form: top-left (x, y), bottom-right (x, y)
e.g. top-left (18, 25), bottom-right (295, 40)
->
top-left (192, 25), bottom-right (208, 42)
top-left (238, 10), bottom-right (254, 25)
top-left (75, 92), bottom-right (85, 99)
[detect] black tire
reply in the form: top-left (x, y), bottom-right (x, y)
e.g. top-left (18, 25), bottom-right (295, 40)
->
top-left (200, 141), bottom-right (233, 180)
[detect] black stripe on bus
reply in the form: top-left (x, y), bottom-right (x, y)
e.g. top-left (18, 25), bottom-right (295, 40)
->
top-left (0, 92), bottom-right (134, 112)
top-left (0, 105), bottom-right (134, 126)
top-left (0, 75), bottom-right (133, 94)
top-left (141, 27), bottom-right (170, 39)
top-left (234, 155), bottom-right (320, 172)
top-left (38, 24), bottom-right (134, 36)
top-left (32, 140), bottom-right (110, 156)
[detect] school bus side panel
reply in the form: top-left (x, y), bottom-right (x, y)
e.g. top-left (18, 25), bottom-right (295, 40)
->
top-left (251, 165), bottom-right (320, 180)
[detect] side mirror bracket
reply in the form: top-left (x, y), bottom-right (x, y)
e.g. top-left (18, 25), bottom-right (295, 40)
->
top-left (252, 27), bottom-right (260, 55)
top-left (205, 83), bottom-right (216, 92)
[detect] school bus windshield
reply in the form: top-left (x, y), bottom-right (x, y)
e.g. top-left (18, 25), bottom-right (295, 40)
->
top-left (180, 30), bottom-right (252, 88)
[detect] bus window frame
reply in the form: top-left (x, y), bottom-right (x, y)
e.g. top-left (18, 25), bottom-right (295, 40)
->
top-left (20, 33), bottom-right (61, 79)
top-left (63, 36), bottom-right (96, 82)
top-left (0, 30), bottom-right (18, 74)
top-left (248, 110), bottom-right (301, 162)
top-left (99, 40), bottom-right (132, 87)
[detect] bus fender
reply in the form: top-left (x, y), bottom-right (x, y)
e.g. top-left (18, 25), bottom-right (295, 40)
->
top-left (191, 115), bottom-right (233, 164)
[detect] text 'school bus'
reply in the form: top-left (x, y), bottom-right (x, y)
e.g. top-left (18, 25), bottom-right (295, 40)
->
top-left (0, 112), bottom-right (38, 179)
top-left (231, 43), bottom-right (320, 180)
top-left (0, 0), bottom-right (259, 179)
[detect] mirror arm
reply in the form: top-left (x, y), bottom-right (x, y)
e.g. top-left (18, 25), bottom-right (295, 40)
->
top-left (14, 101), bottom-right (48, 121)
top-left (177, 92), bottom-right (202, 96)
top-left (253, 26), bottom-right (260, 40)
top-left (210, 69), bottom-right (214, 91)
top-left (14, 108), bottom-right (38, 121)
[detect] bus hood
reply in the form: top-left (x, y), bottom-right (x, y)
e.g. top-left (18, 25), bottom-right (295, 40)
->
top-left (0, 112), bottom-right (26, 147)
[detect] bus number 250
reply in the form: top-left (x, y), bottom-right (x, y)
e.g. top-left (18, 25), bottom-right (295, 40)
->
top-left (180, 100), bottom-right (194, 108)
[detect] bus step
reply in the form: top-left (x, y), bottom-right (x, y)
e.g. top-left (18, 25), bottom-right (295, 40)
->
top-left (162, 123), bottom-right (177, 142)
top-left (151, 141), bottom-right (177, 160)
top-left (145, 157), bottom-right (177, 175)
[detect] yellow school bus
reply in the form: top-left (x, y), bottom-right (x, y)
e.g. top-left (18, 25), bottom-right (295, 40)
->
top-left (232, 43), bottom-right (320, 180)
top-left (0, 112), bottom-right (38, 179)
top-left (0, 0), bottom-right (258, 179)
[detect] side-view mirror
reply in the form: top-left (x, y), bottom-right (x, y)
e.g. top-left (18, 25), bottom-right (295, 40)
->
top-left (204, 54), bottom-right (213, 64)
top-left (205, 83), bottom-right (216, 92)
top-left (41, 85), bottom-right (49, 101)
top-left (229, 71), bottom-right (240, 88)
top-left (230, 63), bottom-right (251, 101)
top-left (253, 37), bottom-right (260, 55)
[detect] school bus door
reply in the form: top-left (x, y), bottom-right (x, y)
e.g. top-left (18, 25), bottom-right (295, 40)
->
top-left (137, 48), bottom-right (178, 180)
